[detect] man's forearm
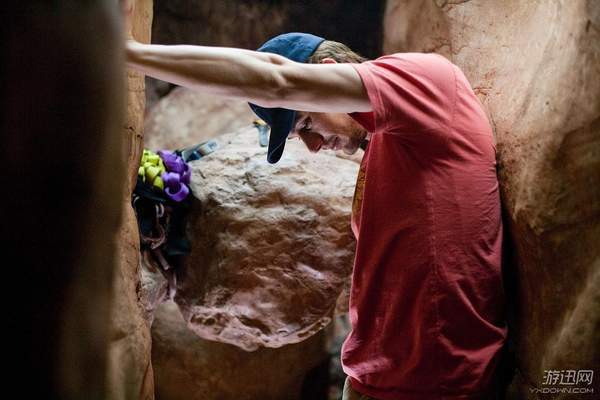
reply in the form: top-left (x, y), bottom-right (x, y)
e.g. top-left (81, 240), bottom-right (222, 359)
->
top-left (126, 41), bottom-right (284, 105)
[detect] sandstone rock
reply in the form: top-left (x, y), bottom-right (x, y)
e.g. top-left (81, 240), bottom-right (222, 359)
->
top-left (106, 0), bottom-right (155, 399)
top-left (140, 250), bottom-right (170, 324)
top-left (384, 0), bottom-right (600, 397)
top-left (2, 1), bottom-right (125, 398)
top-left (151, 301), bottom-right (329, 400)
top-left (144, 87), bottom-right (256, 151)
top-left (168, 126), bottom-right (358, 351)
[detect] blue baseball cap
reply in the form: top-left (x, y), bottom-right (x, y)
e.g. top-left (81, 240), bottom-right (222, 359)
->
top-left (248, 32), bottom-right (325, 164)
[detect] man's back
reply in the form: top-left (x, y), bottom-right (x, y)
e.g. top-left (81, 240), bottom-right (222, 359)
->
top-left (344, 53), bottom-right (507, 400)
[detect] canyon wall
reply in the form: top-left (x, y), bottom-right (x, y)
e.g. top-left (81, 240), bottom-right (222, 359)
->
top-left (2, 1), bottom-right (124, 398)
top-left (106, 1), bottom-right (155, 399)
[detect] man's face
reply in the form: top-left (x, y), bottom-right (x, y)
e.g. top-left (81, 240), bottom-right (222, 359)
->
top-left (288, 111), bottom-right (367, 155)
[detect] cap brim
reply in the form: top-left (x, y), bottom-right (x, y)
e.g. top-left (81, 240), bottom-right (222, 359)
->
top-left (249, 103), bottom-right (296, 164)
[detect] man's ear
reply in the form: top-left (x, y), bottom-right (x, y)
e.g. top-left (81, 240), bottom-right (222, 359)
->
top-left (321, 57), bottom-right (337, 64)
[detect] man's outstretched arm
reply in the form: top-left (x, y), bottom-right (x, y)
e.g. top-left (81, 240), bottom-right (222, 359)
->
top-left (125, 40), bottom-right (372, 114)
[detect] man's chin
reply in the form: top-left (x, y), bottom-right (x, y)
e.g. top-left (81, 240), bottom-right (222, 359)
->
top-left (342, 145), bottom-right (358, 155)
top-left (342, 138), bottom-right (365, 155)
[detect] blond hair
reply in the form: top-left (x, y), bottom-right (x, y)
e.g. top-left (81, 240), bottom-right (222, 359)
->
top-left (308, 40), bottom-right (368, 64)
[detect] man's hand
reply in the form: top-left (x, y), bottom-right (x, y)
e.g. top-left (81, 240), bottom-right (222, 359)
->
top-left (125, 39), bottom-right (143, 66)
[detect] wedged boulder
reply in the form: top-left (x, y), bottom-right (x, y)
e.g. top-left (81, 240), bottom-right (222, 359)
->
top-left (151, 301), bottom-right (330, 400)
top-left (384, 0), bottom-right (600, 397)
top-left (144, 87), bottom-right (256, 151)
top-left (170, 126), bottom-right (359, 351)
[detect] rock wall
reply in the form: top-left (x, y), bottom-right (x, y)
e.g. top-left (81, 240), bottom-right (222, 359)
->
top-left (106, 1), bottom-right (155, 399)
top-left (151, 301), bottom-right (330, 400)
top-left (383, 0), bottom-right (600, 397)
top-left (144, 87), bottom-right (256, 151)
top-left (2, 1), bottom-right (124, 398)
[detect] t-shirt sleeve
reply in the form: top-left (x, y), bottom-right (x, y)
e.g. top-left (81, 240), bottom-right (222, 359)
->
top-left (350, 53), bottom-right (456, 134)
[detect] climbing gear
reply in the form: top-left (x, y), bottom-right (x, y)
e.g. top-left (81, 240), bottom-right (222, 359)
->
top-left (253, 119), bottom-right (270, 147)
top-left (133, 181), bottom-right (191, 299)
top-left (133, 147), bottom-right (196, 300)
top-left (133, 140), bottom-right (220, 300)
top-left (178, 140), bottom-right (218, 163)
top-left (156, 150), bottom-right (191, 202)
top-left (138, 149), bottom-right (166, 190)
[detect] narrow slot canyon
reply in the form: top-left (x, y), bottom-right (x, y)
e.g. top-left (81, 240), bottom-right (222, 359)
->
top-left (4, 1), bottom-right (598, 399)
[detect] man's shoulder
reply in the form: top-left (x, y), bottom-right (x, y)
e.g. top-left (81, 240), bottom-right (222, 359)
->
top-left (352, 52), bottom-right (458, 134)
top-left (352, 52), bottom-right (450, 75)
top-left (371, 52), bottom-right (452, 65)
top-left (366, 52), bottom-right (456, 91)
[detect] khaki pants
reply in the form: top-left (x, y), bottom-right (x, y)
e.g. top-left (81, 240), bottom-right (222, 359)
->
top-left (341, 376), bottom-right (500, 400)
top-left (342, 376), bottom-right (377, 400)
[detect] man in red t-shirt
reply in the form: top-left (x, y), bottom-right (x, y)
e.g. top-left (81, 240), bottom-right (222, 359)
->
top-left (127, 32), bottom-right (507, 400)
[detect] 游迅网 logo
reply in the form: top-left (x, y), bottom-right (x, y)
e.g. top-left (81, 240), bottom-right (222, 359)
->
top-left (529, 369), bottom-right (594, 395)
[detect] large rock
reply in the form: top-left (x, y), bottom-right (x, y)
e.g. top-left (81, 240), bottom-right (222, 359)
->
top-left (168, 126), bottom-right (359, 351)
top-left (144, 87), bottom-right (256, 151)
top-left (383, 0), bottom-right (600, 397)
top-left (151, 301), bottom-right (330, 400)
top-left (106, 1), bottom-right (155, 399)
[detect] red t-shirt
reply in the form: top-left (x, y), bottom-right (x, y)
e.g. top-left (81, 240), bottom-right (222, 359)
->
top-left (343, 53), bottom-right (507, 400)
